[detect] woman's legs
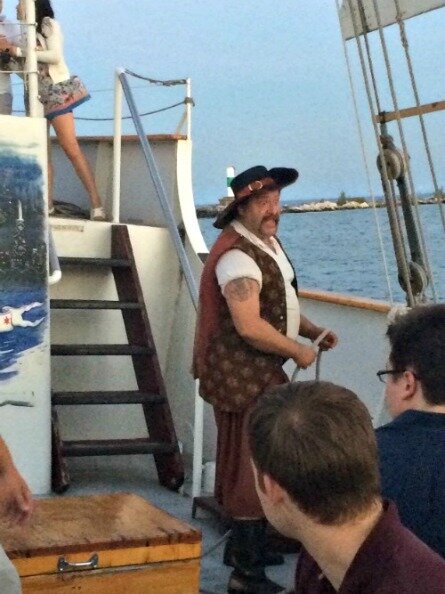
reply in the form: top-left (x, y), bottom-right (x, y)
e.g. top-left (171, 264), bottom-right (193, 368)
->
top-left (50, 112), bottom-right (103, 210)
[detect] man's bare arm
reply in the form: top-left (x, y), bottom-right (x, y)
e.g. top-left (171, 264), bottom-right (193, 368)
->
top-left (224, 278), bottom-right (316, 368)
top-left (0, 438), bottom-right (34, 525)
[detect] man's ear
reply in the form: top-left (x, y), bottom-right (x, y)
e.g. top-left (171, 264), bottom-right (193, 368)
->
top-left (262, 473), bottom-right (287, 506)
top-left (251, 460), bottom-right (287, 505)
top-left (401, 369), bottom-right (418, 401)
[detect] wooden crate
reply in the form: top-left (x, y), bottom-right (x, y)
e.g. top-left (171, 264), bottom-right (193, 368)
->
top-left (0, 493), bottom-right (201, 593)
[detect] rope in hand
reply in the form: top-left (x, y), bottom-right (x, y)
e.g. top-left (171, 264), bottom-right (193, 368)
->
top-left (291, 328), bottom-right (330, 383)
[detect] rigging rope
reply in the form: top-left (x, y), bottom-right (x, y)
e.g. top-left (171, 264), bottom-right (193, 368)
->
top-left (368, 0), bottom-right (437, 301)
top-left (12, 99), bottom-right (187, 121)
top-left (75, 99), bottom-right (187, 122)
top-left (123, 69), bottom-right (187, 86)
top-left (394, 0), bottom-right (445, 235)
top-left (8, 69), bottom-right (190, 122)
top-left (357, 1), bottom-right (382, 115)
top-left (346, 0), bottom-right (415, 306)
top-left (335, 0), bottom-right (394, 303)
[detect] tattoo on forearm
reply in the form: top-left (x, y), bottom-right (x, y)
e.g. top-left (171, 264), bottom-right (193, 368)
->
top-left (225, 278), bottom-right (255, 302)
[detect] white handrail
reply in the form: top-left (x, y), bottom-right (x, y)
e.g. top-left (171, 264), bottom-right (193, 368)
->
top-left (112, 69), bottom-right (123, 223)
top-left (25, 0), bottom-right (39, 117)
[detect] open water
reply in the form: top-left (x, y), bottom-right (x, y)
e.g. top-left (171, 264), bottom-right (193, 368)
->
top-left (199, 204), bottom-right (444, 303)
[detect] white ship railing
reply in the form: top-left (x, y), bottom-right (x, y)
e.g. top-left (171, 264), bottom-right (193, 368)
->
top-left (112, 70), bottom-right (193, 223)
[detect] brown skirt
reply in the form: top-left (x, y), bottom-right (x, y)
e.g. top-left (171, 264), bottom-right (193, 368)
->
top-left (214, 403), bottom-right (264, 518)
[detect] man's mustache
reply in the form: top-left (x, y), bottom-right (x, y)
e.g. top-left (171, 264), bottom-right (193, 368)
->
top-left (262, 215), bottom-right (280, 225)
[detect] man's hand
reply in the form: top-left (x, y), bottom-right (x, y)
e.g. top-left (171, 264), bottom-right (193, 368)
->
top-left (293, 343), bottom-right (317, 369)
top-left (0, 462), bottom-right (34, 526)
top-left (317, 329), bottom-right (338, 351)
top-left (0, 37), bottom-right (10, 51)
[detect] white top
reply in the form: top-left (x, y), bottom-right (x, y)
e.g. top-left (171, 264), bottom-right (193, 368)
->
top-left (0, 15), bottom-right (21, 95)
top-left (215, 220), bottom-right (300, 338)
top-left (16, 18), bottom-right (70, 84)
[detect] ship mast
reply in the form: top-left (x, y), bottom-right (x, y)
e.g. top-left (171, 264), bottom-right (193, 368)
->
top-left (337, 0), bottom-right (445, 306)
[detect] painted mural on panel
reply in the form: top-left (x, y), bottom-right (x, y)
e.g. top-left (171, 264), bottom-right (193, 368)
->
top-left (0, 117), bottom-right (48, 387)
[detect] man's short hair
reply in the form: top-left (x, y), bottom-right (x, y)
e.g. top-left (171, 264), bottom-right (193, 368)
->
top-left (248, 381), bottom-right (380, 525)
top-left (387, 304), bottom-right (445, 406)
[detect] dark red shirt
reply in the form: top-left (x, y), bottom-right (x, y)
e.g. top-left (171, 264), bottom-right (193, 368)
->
top-left (295, 501), bottom-right (445, 593)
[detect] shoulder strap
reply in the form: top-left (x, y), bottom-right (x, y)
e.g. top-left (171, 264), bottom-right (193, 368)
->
top-left (274, 236), bottom-right (299, 295)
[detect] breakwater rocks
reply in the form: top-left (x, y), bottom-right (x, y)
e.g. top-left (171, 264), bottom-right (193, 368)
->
top-left (196, 200), bottom-right (371, 218)
top-left (196, 197), bottom-right (440, 218)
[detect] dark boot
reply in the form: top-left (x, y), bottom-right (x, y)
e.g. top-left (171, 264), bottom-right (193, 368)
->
top-left (226, 519), bottom-right (286, 594)
top-left (224, 520), bottom-right (284, 567)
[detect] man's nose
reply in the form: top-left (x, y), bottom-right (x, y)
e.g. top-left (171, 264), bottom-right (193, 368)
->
top-left (268, 202), bottom-right (281, 215)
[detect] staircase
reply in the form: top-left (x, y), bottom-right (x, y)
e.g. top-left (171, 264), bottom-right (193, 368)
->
top-left (51, 225), bottom-right (184, 493)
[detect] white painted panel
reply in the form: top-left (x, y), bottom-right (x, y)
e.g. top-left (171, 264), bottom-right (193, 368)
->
top-left (339, 0), bottom-right (445, 40)
top-left (0, 115), bottom-right (51, 494)
top-left (51, 138), bottom-right (180, 226)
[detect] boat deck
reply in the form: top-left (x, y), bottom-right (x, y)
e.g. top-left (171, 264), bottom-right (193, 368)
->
top-left (55, 456), bottom-right (297, 594)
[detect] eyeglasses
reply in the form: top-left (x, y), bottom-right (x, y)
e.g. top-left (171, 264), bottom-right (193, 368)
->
top-left (376, 369), bottom-right (419, 383)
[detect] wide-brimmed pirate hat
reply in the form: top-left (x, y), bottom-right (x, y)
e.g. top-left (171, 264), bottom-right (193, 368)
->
top-left (213, 165), bottom-right (298, 229)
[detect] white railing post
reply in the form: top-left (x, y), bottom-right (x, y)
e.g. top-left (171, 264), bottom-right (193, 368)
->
top-left (112, 69), bottom-right (123, 223)
top-left (25, 0), bottom-right (39, 117)
top-left (192, 380), bottom-right (204, 498)
top-left (186, 78), bottom-right (192, 139)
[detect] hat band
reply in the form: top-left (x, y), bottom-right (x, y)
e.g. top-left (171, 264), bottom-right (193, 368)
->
top-left (236, 176), bottom-right (275, 199)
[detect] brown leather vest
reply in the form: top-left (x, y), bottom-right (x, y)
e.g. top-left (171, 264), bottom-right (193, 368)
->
top-left (196, 234), bottom-right (292, 412)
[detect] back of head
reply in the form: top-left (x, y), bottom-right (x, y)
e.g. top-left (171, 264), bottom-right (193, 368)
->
top-left (387, 304), bottom-right (445, 406)
top-left (249, 381), bottom-right (380, 525)
top-left (35, 0), bottom-right (54, 32)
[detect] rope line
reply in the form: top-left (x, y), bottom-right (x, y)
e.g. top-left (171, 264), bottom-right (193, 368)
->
top-left (394, 0), bottom-right (445, 236)
top-left (335, 0), bottom-right (394, 303)
top-left (369, 0), bottom-right (437, 301)
top-left (75, 99), bottom-right (186, 121)
top-left (123, 69), bottom-right (187, 86)
top-left (347, 0), bottom-right (415, 306)
top-left (357, 1), bottom-right (382, 114)
top-left (12, 98), bottom-right (187, 121)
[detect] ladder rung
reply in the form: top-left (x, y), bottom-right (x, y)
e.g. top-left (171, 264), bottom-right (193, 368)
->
top-left (59, 257), bottom-right (130, 268)
top-left (63, 438), bottom-right (177, 457)
top-left (51, 344), bottom-right (153, 356)
top-left (52, 391), bottom-right (165, 406)
top-left (51, 299), bottom-right (141, 310)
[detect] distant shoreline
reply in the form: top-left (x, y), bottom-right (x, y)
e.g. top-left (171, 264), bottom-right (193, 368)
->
top-left (196, 199), bottom-right (442, 218)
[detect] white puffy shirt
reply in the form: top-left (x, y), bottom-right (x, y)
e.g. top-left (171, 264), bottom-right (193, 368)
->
top-left (215, 220), bottom-right (300, 338)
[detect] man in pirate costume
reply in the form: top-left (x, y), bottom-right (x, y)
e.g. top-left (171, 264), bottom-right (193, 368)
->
top-left (193, 165), bottom-right (337, 593)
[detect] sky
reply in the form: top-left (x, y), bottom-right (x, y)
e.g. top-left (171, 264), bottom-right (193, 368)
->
top-left (4, 0), bottom-right (445, 205)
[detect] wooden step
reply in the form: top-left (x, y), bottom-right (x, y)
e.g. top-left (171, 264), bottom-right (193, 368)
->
top-left (52, 391), bottom-right (165, 406)
top-left (51, 344), bottom-right (153, 356)
top-left (51, 299), bottom-right (141, 310)
top-left (59, 257), bottom-right (130, 268)
top-left (63, 438), bottom-right (177, 457)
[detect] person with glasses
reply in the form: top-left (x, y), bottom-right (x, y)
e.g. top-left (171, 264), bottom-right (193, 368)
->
top-left (376, 303), bottom-right (445, 558)
top-left (249, 381), bottom-right (445, 594)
